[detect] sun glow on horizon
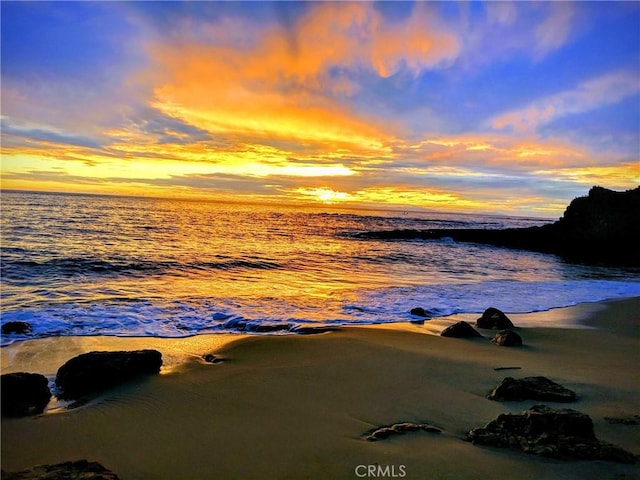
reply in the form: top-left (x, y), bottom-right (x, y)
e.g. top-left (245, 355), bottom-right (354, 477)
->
top-left (1, 2), bottom-right (639, 217)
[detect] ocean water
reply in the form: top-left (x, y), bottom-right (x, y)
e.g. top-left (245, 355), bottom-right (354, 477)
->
top-left (1, 190), bottom-right (639, 345)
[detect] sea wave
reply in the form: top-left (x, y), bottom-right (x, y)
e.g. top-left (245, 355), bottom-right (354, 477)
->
top-left (0, 256), bottom-right (285, 281)
top-left (2, 279), bottom-right (639, 346)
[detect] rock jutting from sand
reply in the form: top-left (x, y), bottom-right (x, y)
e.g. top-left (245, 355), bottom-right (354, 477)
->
top-left (467, 404), bottom-right (637, 463)
top-left (365, 422), bottom-right (442, 441)
top-left (289, 326), bottom-right (341, 335)
top-left (1, 460), bottom-right (121, 480)
top-left (604, 415), bottom-right (640, 425)
top-left (488, 376), bottom-right (577, 402)
top-left (410, 307), bottom-right (428, 317)
top-left (492, 330), bottom-right (523, 347)
top-left (1, 373), bottom-right (52, 417)
top-left (440, 321), bottom-right (483, 338)
top-left (55, 349), bottom-right (163, 400)
top-left (477, 307), bottom-right (514, 330)
top-left (1, 321), bottom-right (32, 335)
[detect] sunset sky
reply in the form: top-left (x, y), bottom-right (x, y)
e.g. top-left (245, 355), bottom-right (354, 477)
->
top-left (1, 1), bottom-right (639, 216)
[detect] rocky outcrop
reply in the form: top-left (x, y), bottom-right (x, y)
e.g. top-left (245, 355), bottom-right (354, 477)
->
top-left (1, 372), bottom-right (51, 417)
top-left (365, 422), bottom-right (442, 441)
top-left (1, 460), bottom-right (120, 480)
top-left (410, 307), bottom-right (428, 317)
top-left (477, 308), bottom-right (514, 330)
top-left (355, 186), bottom-right (640, 265)
top-left (492, 330), bottom-right (522, 347)
top-left (468, 405), bottom-right (636, 463)
top-left (289, 326), bottom-right (340, 335)
top-left (55, 350), bottom-right (162, 400)
top-left (489, 376), bottom-right (576, 402)
top-left (2, 321), bottom-right (32, 335)
top-left (604, 415), bottom-right (640, 425)
top-left (440, 321), bottom-right (483, 338)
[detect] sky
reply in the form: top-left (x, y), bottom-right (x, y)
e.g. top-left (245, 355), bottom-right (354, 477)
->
top-left (1, 1), bottom-right (639, 217)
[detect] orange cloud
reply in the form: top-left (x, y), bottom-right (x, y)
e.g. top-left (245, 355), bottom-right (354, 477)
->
top-left (139, 2), bottom-right (460, 158)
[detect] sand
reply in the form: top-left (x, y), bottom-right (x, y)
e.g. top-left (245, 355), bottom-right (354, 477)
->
top-left (1, 298), bottom-right (639, 480)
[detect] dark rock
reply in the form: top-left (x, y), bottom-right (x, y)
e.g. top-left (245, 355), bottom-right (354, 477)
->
top-left (2, 321), bottom-right (32, 335)
top-left (55, 350), bottom-right (162, 400)
top-left (289, 326), bottom-right (340, 335)
top-left (203, 354), bottom-right (223, 364)
top-left (468, 404), bottom-right (637, 463)
top-left (440, 321), bottom-right (483, 338)
top-left (366, 422), bottom-right (442, 441)
top-left (477, 308), bottom-right (514, 329)
top-left (1, 372), bottom-right (51, 417)
top-left (604, 415), bottom-right (640, 425)
top-left (489, 376), bottom-right (576, 402)
top-left (354, 186), bottom-right (640, 266)
top-left (492, 330), bottom-right (522, 347)
top-left (410, 307), bottom-right (428, 317)
top-left (247, 323), bottom-right (291, 333)
top-left (2, 460), bottom-right (121, 480)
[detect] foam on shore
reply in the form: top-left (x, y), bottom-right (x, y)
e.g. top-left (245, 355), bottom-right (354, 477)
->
top-left (2, 298), bottom-right (639, 480)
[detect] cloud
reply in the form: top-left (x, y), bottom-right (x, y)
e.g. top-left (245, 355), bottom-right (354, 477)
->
top-left (533, 2), bottom-right (576, 60)
top-left (137, 1), bottom-right (461, 153)
top-left (0, 117), bottom-right (102, 149)
top-left (491, 71), bottom-right (640, 133)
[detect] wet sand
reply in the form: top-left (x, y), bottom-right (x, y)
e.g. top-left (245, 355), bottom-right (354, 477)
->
top-left (2, 298), bottom-right (639, 479)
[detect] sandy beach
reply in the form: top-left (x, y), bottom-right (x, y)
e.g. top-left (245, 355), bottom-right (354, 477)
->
top-left (2, 298), bottom-right (639, 480)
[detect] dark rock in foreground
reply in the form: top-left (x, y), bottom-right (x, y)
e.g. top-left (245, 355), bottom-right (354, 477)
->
top-left (477, 308), bottom-right (514, 329)
top-left (492, 330), bottom-right (523, 347)
top-left (355, 186), bottom-right (640, 266)
top-left (489, 376), bottom-right (576, 402)
top-left (1, 372), bottom-right (51, 417)
top-left (441, 321), bottom-right (483, 338)
top-left (2, 321), bottom-right (32, 335)
top-left (1, 460), bottom-right (121, 480)
top-left (366, 422), bottom-right (442, 441)
top-left (289, 326), bottom-right (340, 335)
top-left (55, 350), bottom-right (162, 400)
top-left (468, 404), bottom-right (636, 463)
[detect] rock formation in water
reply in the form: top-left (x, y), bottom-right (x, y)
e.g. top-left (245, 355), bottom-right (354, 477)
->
top-left (356, 186), bottom-right (640, 265)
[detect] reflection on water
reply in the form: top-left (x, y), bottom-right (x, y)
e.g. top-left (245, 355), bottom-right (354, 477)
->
top-left (1, 190), bottom-right (639, 341)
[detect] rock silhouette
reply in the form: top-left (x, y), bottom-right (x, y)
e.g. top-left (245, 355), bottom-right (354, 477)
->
top-left (355, 186), bottom-right (640, 265)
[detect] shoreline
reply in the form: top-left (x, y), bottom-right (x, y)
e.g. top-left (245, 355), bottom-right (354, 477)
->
top-left (2, 298), bottom-right (639, 479)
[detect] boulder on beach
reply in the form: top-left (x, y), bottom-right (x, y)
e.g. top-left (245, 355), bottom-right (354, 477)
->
top-left (489, 376), bottom-right (577, 402)
top-left (477, 308), bottom-right (514, 330)
top-left (441, 321), bottom-right (483, 338)
top-left (492, 330), bottom-right (522, 347)
top-left (55, 350), bottom-right (162, 400)
top-left (467, 404), bottom-right (637, 463)
top-left (289, 326), bottom-right (340, 335)
top-left (365, 422), bottom-right (442, 441)
top-left (1, 372), bottom-right (51, 417)
top-left (1, 460), bottom-right (121, 480)
top-left (2, 321), bottom-right (32, 335)
top-left (410, 307), bottom-right (428, 317)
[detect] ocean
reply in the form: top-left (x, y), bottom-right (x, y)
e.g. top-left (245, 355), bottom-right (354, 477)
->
top-left (2, 190), bottom-right (639, 346)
